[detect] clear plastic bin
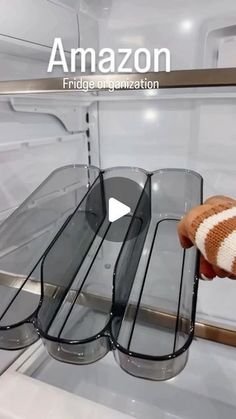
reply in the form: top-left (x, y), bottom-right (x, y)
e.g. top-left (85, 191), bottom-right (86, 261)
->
top-left (0, 166), bottom-right (203, 380)
top-left (112, 169), bottom-right (203, 380)
top-left (0, 165), bottom-right (100, 349)
top-left (36, 167), bottom-right (149, 364)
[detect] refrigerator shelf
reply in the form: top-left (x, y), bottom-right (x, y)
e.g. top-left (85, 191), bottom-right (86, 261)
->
top-left (0, 165), bottom-right (203, 380)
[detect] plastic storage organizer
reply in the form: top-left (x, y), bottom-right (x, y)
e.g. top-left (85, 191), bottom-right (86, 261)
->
top-left (0, 165), bottom-right (202, 380)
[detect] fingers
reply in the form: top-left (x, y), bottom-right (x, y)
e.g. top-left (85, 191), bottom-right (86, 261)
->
top-left (178, 196), bottom-right (236, 281)
top-left (204, 195), bottom-right (236, 206)
top-left (200, 255), bottom-right (216, 280)
top-left (199, 256), bottom-right (236, 280)
top-left (177, 218), bottom-right (193, 248)
top-left (212, 265), bottom-right (230, 278)
top-left (177, 204), bottom-right (212, 248)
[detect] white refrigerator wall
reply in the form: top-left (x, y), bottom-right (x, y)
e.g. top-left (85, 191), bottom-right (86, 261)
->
top-left (96, 0), bottom-right (236, 70)
top-left (0, 95), bottom-right (89, 222)
top-left (94, 0), bottom-right (236, 328)
top-left (0, 0), bottom-right (98, 80)
top-left (98, 94), bottom-right (236, 328)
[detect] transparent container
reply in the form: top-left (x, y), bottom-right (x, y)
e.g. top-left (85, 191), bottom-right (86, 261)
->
top-left (0, 166), bottom-right (203, 380)
top-left (36, 167), bottom-right (149, 364)
top-left (0, 165), bottom-right (100, 349)
top-left (111, 169), bottom-right (203, 380)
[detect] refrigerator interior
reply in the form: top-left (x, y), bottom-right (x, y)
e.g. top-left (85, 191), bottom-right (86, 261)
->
top-left (0, 88), bottom-right (235, 332)
top-left (0, 0), bottom-right (236, 417)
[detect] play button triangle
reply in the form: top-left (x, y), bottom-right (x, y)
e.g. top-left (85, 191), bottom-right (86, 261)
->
top-left (108, 198), bottom-right (131, 223)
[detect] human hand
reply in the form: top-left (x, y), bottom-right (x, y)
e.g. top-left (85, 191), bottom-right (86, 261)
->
top-left (178, 196), bottom-right (236, 280)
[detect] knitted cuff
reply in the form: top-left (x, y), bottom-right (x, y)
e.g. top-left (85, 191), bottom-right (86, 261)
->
top-left (189, 203), bottom-right (236, 275)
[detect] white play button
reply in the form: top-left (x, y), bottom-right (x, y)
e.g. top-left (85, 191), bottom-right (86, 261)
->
top-left (108, 197), bottom-right (131, 223)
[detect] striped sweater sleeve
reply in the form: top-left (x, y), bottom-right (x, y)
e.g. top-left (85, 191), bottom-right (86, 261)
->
top-left (188, 203), bottom-right (236, 275)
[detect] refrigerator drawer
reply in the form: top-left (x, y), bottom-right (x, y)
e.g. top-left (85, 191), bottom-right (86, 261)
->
top-left (2, 338), bottom-right (236, 419)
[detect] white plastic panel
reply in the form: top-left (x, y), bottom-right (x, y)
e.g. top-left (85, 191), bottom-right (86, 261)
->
top-left (78, 11), bottom-right (99, 52)
top-left (0, 349), bottom-right (23, 374)
top-left (95, 0), bottom-right (236, 70)
top-left (0, 0), bottom-right (78, 50)
top-left (48, 0), bottom-right (80, 11)
top-left (0, 96), bottom-right (89, 222)
top-left (99, 99), bottom-right (194, 169)
top-left (0, 371), bottom-right (133, 419)
top-left (15, 339), bottom-right (236, 419)
top-left (218, 37), bottom-right (236, 68)
top-left (0, 133), bottom-right (88, 222)
top-left (0, 1), bottom-right (99, 80)
top-left (0, 39), bottom-right (76, 80)
top-left (0, 0), bottom-right (79, 80)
